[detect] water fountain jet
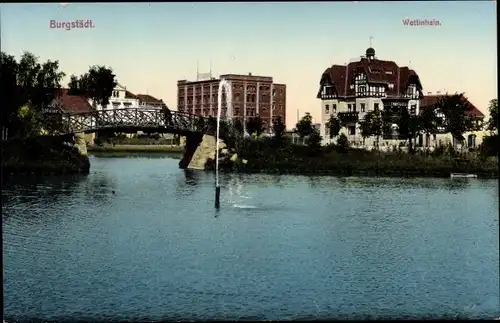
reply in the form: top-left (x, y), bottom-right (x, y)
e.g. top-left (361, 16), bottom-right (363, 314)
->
top-left (215, 79), bottom-right (232, 209)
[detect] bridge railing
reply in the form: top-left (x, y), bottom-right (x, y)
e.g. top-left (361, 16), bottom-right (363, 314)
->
top-left (54, 107), bottom-right (229, 135)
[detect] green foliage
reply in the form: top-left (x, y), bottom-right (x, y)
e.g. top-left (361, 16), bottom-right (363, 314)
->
top-left (326, 115), bottom-right (341, 139)
top-left (358, 112), bottom-right (373, 142)
top-left (434, 93), bottom-right (474, 142)
top-left (1, 136), bottom-right (90, 175)
top-left (306, 129), bottom-right (322, 150)
top-left (371, 109), bottom-right (383, 147)
top-left (381, 109), bottom-right (393, 138)
top-left (419, 106), bottom-right (439, 135)
top-left (479, 134), bottom-right (498, 157)
top-left (1, 51), bottom-right (65, 137)
top-left (397, 107), bottom-right (420, 153)
top-left (487, 99), bottom-right (498, 133)
top-left (227, 136), bottom-right (497, 178)
top-left (337, 133), bottom-right (349, 152)
top-left (272, 116), bottom-right (286, 140)
top-left (232, 119), bottom-right (244, 137)
top-left (206, 116), bottom-right (217, 134)
top-left (69, 65), bottom-right (117, 109)
top-left (246, 115), bottom-right (264, 137)
top-left (295, 112), bottom-right (314, 138)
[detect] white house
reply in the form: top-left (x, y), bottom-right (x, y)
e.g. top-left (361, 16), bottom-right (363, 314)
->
top-left (91, 83), bottom-right (140, 110)
top-left (317, 47), bottom-right (485, 151)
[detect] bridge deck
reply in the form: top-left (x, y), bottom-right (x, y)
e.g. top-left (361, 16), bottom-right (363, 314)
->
top-left (47, 108), bottom-right (227, 135)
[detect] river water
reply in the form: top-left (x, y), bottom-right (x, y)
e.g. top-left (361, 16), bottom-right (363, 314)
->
top-left (2, 154), bottom-right (499, 320)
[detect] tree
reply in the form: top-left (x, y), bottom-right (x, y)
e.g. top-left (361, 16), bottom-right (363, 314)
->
top-left (326, 115), bottom-right (341, 141)
top-left (381, 109), bottom-right (394, 139)
top-left (486, 99), bottom-right (498, 133)
top-left (1, 52), bottom-right (21, 135)
top-left (358, 112), bottom-right (373, 145)
top-left (272, 116), bottom-right (286, 140)
top-left (0, 51), bottom-right (65, 138)
top-left (434, 93), bottom-right (474, 149)
top-left (206, 116), bottom-right (217, 134)
top-left (246, 115), bottom-right (264, 137)
top-left (337, 133), bottom-right (349, 152)
top-left (419, 106), bottom-right (439, 137)
top-left (307, 128), bottom-right (322, 150)
top-left (295, 112), bottom-right (314, 138)
top-left (232, 118), bottom-right (244, 137)
top-left (397, 107), bottom-right (420, 154)
top-left (69, 65), bottom-right (117, 110)
top-left (370, 108), bottom-right (383, 150)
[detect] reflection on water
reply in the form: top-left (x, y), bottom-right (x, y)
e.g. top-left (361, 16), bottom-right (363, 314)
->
top-left (2, 155), bottom-right (499, 321)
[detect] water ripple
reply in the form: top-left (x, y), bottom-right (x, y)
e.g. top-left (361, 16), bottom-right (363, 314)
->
top-left (2, 156), bottom-right (499, 320)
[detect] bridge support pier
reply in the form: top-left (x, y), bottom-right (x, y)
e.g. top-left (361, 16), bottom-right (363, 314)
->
top-left (179, 133), bottom-right (204, 169)
top-left (74, 132), bottom-right (88, 156)
top-left (179, 134), bottom-right (227, 170)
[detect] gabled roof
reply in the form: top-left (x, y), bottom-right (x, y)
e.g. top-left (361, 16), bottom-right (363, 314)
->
top-left (317, 49), bottom-right (422, 99)
top-left (54, 88), bottom-right (93, 113)
top-left (420, 94), bottom-right (484, 118)
top-left (135, 94), bottom-right (164, 105)
top-left (125, 91), bottom-right (138, 99)
top-left (115, 83), bottom-right (127, 91)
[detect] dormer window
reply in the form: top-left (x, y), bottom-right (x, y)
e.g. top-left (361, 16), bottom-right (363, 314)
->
top-left (385, 71), bottom-right (393, 75)
top-left (388, 83), bottom-right (394, 89)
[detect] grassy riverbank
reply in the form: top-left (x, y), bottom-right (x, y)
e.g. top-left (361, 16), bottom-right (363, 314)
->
top-left (1, 137), bottom-right (90, 176)
top-left (217, 137), bottom-right (499, 178)
top-left (87, 144), bottom-right (184, 154)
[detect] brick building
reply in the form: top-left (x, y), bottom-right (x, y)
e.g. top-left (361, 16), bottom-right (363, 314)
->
top-left (177, 73), bottom-right (286, 131)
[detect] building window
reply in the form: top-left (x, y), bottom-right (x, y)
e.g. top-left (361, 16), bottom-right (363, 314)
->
top-left (348, 104), bottom-right (352, 112)
top-left (272, 89), bottom-right (276, 97)
top-left (374, 103), bottom-right (379, 111)
top-left (410, 105), bottom-right (416, 115)
top-left (358, 86), bottom-right (366, 95)
top-left (468, 134), bottom-right (476, 148)
top-left (360, 103), bottom-right (365, 112)
top-left (332, 104), bottom-right (337, 112)
top-left (388, 83), bottom-right (394, 89)
top-left (272, 103), bottom-right (276, 110)
top-left (348, 126), bottom-right (356, 135)
top-left (325, 104), bottom-right (330, 114)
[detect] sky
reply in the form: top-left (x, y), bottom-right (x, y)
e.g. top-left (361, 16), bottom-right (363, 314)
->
top-left (1, 1), bottom-right (497, 128)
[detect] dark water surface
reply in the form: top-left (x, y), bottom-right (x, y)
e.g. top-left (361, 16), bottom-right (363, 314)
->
top-left (2, 155), bottom-right (499, 320)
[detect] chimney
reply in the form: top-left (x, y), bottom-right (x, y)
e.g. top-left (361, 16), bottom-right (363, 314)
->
top-left (248, 72), bottom-right (252, 76)
top-left (436, 91), bottom-right (441, 94)
top-left (427, 92), bottom-right (432, 95)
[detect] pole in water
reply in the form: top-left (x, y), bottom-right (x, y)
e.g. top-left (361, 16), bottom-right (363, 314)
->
top-left (215, 185), bottom-right (221, 209)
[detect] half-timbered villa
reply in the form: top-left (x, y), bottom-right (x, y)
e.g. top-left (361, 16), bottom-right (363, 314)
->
top-left (317, 47), bottom-right (486, 150)
top-left (317, 47), bottom-right (422, 149)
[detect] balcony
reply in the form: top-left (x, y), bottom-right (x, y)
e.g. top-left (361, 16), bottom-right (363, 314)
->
top-left (337, 111), bottom-right (359, 124)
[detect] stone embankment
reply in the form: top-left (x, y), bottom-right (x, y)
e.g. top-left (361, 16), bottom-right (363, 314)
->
top-left (187, 135), bottom-right (247, 170)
